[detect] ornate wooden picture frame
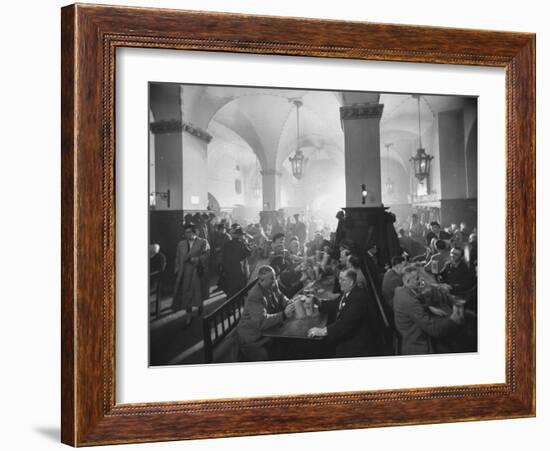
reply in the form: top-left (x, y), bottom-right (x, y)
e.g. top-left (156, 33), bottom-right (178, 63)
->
top-left (61, 3), bottom-right (535, 446)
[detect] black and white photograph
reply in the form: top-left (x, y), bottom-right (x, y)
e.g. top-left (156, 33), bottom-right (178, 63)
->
top-left (148, 83), bottom-right (478, 366)
top-left (3, 0), bottom-right (545, 449)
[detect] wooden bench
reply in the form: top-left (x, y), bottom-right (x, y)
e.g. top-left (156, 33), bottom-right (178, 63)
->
top-left (202, 278), bottom-right (258, 363)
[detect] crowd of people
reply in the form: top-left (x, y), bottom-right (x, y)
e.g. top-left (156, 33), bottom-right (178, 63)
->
top-left (149, 209), bottom-right (478, 360)
top-left (149, 211), bottom-right (327, 325)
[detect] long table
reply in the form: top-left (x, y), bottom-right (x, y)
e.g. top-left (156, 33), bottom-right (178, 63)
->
top-left (263, 311), bottom-right (327, 339)
top-left (264, 275), bottom-right (338, 337)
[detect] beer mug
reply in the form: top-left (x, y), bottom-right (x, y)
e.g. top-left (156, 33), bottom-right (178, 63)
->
top-left (304, 295), bottom-right (314, 316)
top-left (294, 297), bottom-right (306, 319)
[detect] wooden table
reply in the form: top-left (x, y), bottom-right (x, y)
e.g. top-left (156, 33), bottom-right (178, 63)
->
top-left (263, 311), bottom-right (327, 339)
top-left (262, 276), bottom-right (336, 361)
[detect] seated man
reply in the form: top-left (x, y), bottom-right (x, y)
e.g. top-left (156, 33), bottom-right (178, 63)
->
top-left (393, 266), bottom-right (463, 355)
top-left (382, 255), bottom-right (406, 310)
top-left (236, 265), bottom-right (295, 361)
top-left (307, 269), bottom-right (380, 358)
top-left (424, 239), bottom-right (451, 275)
top-left (440, 247), bottom-right (475, 296)
top-left (270, 232), bottom-right (286, 256)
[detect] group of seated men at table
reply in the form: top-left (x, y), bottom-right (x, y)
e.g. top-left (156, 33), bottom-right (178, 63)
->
top-left (235, 225), bottom-right (477, 362)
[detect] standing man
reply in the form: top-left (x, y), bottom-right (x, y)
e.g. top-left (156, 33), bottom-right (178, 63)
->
top-left (409, 214), bottom-right (425, 246)
top-left (211, 223), bottom-right (231, 283)
top-left (237, 266), bottom-right (295, 361)
top-left (221, 227), bottom-right (252, 297)
top-left (293, 213), bottom-right (307, 245)
top-left (393, 267), bottom-right (463, 355)
top-left (425, 221), bottom-right (452, 246)
top-left (308, 269), bottom-right (381, 358)
top-left (172, 224), bottom-right (210, 321)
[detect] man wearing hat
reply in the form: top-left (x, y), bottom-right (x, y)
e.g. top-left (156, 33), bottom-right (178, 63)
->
top-left (221, 226), bottom-right (252, 297)
top-left (293, 213), bottom-right (307, 245)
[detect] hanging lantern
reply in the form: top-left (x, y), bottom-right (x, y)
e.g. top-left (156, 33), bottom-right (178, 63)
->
top-left (410, 147), bottom-right (433, 181)
top-left (289, 148), bottom-right (305, 180)
top-left (410, 95), bottom-right (434, 182)
top-left (289, 99), bottom-right (305, 180)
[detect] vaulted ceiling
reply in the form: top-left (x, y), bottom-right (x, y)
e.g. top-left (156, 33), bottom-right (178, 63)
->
top-left (152, 83), bottom-right (473, 174)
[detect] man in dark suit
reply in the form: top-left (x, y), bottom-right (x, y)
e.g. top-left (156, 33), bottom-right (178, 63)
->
top-left (293, 213), bottom-right (307, 245)
top-left (440, 247), bottom-right (475, 296)
top-left (307, 269), bottom-right (379, 358)
top-left (220, 227), bottom-right (252, 297)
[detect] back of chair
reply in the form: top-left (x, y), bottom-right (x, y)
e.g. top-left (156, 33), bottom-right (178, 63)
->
top-left (202, 278), bottom-right (258, 363)
top-left (149, 272), bottom-right (162, 318)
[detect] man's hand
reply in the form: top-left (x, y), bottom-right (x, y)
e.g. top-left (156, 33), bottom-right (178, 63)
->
top-left (284, 303), bottom-right (296, 318)
top-left (428, 306), bottom-right (447, 317)
top-left (449, 305), bottom-right (464, 324)
top-left (307, 327), bottom-right (327, 338)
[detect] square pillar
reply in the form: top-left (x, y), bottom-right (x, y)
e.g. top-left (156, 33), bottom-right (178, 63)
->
top-left (340, 103), bottom-right (384, 207)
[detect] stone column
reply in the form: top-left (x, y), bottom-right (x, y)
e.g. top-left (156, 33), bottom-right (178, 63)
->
top-left (340, 102), bottom-right (384, 207)
top-left (261, 168), bottom-right (281, 211)
top-left (180, 125), bottom-right (212, 211)
top-left (149, 120), bottom-right (212, 212)
top-left (339, 102), bottom-right (400, 268)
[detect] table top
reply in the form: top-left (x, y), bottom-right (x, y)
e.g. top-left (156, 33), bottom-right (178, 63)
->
top-left (263, 311), bottom-right (328, 339)
top-left (302, 277), bottom-right (340, 301)
top-left (263, 276), bottom-right (335, 339)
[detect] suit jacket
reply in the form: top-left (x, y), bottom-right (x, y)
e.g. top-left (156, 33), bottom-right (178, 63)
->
top-left (321, 285), bottom-right (378, 358)
top-left (393, 286), bottom-right (458, 355)
top-left (221, 239), bottom-right (252, 296)
top-left (381, 269), bottom-right (402, 310)
top-left (426, 230), bottom-right (452, 246)
top-left (440, 260), bottom-right (474, 295)
top-left (237, 283), bottom-right (289, 345)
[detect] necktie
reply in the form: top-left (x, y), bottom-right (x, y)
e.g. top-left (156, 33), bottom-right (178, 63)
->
top-left (337, 293), bottom-right (348, 318)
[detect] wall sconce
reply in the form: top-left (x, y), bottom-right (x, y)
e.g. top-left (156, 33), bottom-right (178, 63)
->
top-left (190, 195), bottom-right (200, 205)
top-left (149, 189), bottom-right (170, 208)
top-left (361, 184), bottom-right (368, 205)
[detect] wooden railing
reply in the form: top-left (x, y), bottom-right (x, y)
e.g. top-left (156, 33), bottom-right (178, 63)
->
top-left (202, 278), bottom-right (258, 363)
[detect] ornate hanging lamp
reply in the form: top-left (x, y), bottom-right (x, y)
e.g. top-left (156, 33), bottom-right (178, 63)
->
top-left (409, 95), bottom-right (434, 181)
top-left (288, 99), bottom-right (305, 180)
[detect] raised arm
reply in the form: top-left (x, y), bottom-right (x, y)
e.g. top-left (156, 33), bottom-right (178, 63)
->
top-left (406, 297), bottom-right (458, 338)
top-left (246, 297), bottom-right (284, 331)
